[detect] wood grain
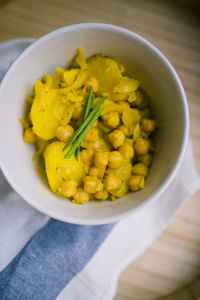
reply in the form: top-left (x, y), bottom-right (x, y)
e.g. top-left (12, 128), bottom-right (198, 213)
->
top-left (0, 0), bottom-right (199, 299)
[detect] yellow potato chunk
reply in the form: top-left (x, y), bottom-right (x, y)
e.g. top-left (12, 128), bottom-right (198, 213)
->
top-left (31, 80), bottom-right (66, 140)
top-left (63, 69), bottom-right (79, 86)
top-left (122, 108), bottom-right (141, 129)
top-left (87, 55), bottom-right (122, 95)
top-left (113, 76), bottom-right (140, 94)
top-left (44, 141), bottom-right (87, 195)
top-left (76, 48), bottom-right (87, 70)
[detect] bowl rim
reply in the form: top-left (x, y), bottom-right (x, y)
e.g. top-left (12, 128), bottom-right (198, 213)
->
top-left (0, 22), bottom-right (189, 225)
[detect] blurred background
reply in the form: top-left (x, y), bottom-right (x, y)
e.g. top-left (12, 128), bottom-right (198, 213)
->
top-left (0, 0), bottom-right (200, 299)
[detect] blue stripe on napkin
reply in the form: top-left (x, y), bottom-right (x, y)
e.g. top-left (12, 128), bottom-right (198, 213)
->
top-left (0, 219), bottom-right (115, 300)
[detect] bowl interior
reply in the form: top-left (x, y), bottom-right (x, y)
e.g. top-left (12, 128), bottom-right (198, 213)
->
top-left (0, 24), bottom-right (187, 224)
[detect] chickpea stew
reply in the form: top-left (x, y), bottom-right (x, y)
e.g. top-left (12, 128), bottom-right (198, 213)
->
top-left (20, 49), bottom-right (156, 204)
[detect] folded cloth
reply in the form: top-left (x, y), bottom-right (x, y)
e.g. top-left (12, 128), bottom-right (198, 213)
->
top-left (0, 39), bottom-right (199, 300)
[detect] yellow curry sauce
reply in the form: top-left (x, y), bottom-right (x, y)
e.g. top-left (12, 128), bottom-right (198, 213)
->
top-left (20, 49), bottom-right (156, 204)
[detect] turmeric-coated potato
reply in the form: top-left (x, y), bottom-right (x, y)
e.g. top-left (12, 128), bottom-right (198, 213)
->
top-left (87, 55), bottom-right (122, 95)
top-left (44, 142), bottom-right (87, 194)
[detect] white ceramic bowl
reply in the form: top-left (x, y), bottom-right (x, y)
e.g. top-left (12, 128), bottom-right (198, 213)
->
top-left (0, 23), bottom-right (189, 225)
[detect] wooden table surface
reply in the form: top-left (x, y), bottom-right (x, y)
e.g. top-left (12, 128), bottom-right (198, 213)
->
top-left (0, 0), bottom-right (200, 299)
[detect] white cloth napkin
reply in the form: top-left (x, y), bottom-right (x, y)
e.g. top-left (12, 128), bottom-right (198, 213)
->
top-left (0, 39), bottom-right (199, 300)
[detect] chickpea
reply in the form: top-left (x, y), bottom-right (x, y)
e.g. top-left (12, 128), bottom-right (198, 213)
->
top-left (118, 101), bottom-right (130, 109)
top-left (72, 105), bottom-right (83, 120)
top-left (129, 175), bottom-right (145, 192)
top-left (141, 118), bottom-right (156, 132)
top-left (92, 97), bottom-right (102, 108)
top-left (80, 149), bottom-right (94, 165)
top-left (102, 112), bottom-right (120, 128)
top-left (108, 129), bottom-right (125, 149)
top-left (134, 138), bottom-right (150, 155)
top-left (24, 127), bottom-right (37, 143)
top-left (98, 121), bottom-right (112, 134)
top-left (132, 163), bottom-right (148, 177)
top-left (94, 151), bottom-right (109, 169)
top-left (118, 125), bottom-right (130, 137)
top-left (92, 119), bottom-right (99, 128)
top-left (95, 189), bottom-right (109, 200)
top-left (104, 174), bottom-right (121, 192)
top-left (119, 143), bottom-right (134, 160)
top-left (89, 166), bottom-right (105, 178)
top-left (60, 180), bottom-right (77, 198)
top-left (73, 187), bottom-right (90, 204)
top-left (138, 153), bottom-right (152, 167)
top-left (56, 125), bottom-right (74, 142)
top-left (108, 151), bottom-right (124, 168)
top-left (84, 127), bottom-right (98, 142)
top-left (84, 76), bottom-right (99, 93)
top-left (83, 176), bottom-right (103, 194)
